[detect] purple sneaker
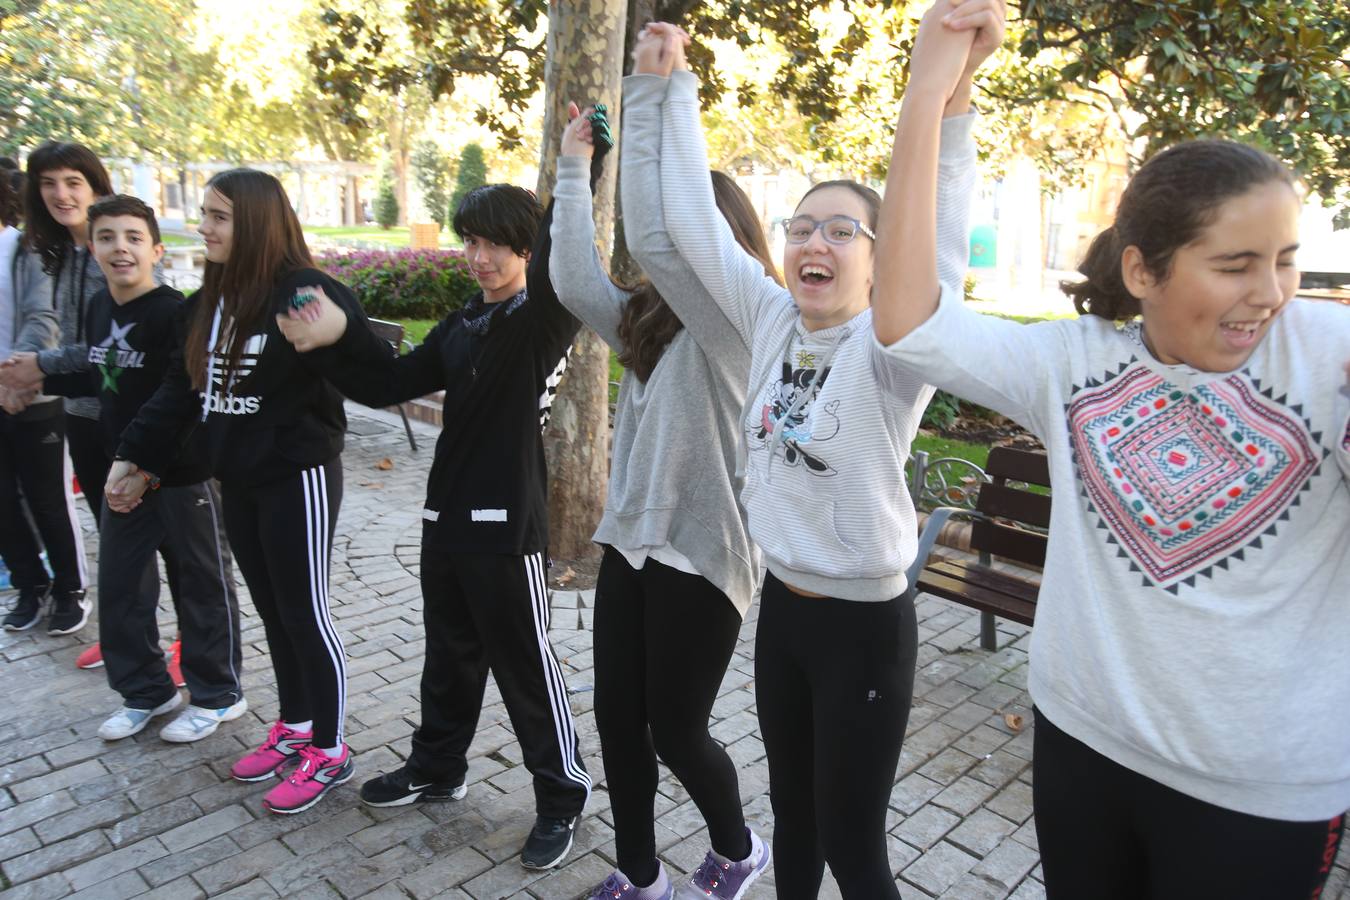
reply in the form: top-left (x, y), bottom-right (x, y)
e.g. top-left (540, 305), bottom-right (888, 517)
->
top-left (679, 828), bottom-right (770, 900)
top-left (588, 865), bottom-right (673, 899)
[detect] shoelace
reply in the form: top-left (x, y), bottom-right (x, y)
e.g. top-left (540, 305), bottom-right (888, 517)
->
top-left (594, 873), bottom-right (630, 898)
top-left (287, 744), bottom-right (328, 785)
top-left (690, 852), bottom-right (732, 892)
top-left (259, 719), bottom-right (289, 752)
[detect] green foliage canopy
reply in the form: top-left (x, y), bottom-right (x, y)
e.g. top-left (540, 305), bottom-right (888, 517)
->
top-left (411, 139), bottom-right (454, 228)
top-left (448, 143), bottom-right (487, 219)
top-left (310, 0), bottom-right (1350, 224)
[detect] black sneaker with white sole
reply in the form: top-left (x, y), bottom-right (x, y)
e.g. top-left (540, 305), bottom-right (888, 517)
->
top-left (520, 814), bottom-right (578, 869)
top-left (47, 590), bottom-right (91, 635)
top-left (358, 765), bottom-right (468, 807)
top-left (3, 585), bottom-right (50, 631)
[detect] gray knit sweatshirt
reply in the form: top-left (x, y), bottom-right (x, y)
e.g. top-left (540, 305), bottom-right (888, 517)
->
top-left (547, 74), bottom-right (758, 617)
top-left (650, 70), bottom-right (976, 602)
top-left (36, 245), bottom-right (105, 419)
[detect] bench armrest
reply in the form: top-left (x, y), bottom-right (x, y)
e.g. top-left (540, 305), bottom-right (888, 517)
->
top-left (905, 506), bottom-right (986, 594)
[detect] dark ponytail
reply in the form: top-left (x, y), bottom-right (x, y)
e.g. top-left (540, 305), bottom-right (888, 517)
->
top-left (1062, 140), bottom-right (1293, 321)
top-left (1061, 226), bottom-right (1137, 319)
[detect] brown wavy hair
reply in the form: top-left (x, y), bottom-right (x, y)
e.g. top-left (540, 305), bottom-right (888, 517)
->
top-left (618, 171), bottom-right (780, 382)
top-left (184, 169), bottom-right (314, 390)
top-left (22, 142), bottom-right (113, 275)
top-left (1062, 140), bottom-right (1293, 321)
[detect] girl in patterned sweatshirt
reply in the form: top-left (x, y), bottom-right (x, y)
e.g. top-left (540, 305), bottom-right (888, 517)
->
top-left (630, 6), bottom-right (1003, 896)
top-left (874, 2), bottom-right (1349, 897)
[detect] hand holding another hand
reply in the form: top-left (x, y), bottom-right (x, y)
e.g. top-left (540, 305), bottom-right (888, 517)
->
top-left (105, 459), bottom-right (151, 513)
top-left (0, 352), bottom-right (44, 390)
top-left (276, 286), bottom-right (348, 352)
top-left (632, 21), bottom-right (690, 78)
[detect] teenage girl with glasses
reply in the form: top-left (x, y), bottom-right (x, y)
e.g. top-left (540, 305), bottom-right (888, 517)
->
top-left (628, 5), bottom-right (1004, 895)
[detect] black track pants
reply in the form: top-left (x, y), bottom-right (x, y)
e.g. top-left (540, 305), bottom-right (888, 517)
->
top-left (593, 546), bottom-right (749, 884)
top-left (1033, 708), bottom-right (1346, 900)
top-left (408, 548), bottom-right (590, 819)
top-left (99, 480), bottom-right (242, 709)
top-left (64, 412), bottom-right (108, 523)
top-left (755, 573), bottom-right (918, 899)
top-left (0, 408), bottom-right (86, 593)
top-left (222, 460), bottom-right (346, 748)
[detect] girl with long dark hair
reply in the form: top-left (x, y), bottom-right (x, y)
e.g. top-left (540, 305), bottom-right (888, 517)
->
top-left (0, 154), bottom-right (88, 636)
top-left (550, 91), bottom-right (777, 897)
top-left (108, 168), bottom-right (365, 814)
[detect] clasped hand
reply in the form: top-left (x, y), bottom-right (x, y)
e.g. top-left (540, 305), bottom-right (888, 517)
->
top-left (276, 285), bottom-right (348, 352)
top-left (105, 459), bottom-right (151, 513)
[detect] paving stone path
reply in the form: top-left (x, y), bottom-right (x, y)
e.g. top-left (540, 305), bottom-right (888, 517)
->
top-left (2, 405), bottom-right (1347, 899)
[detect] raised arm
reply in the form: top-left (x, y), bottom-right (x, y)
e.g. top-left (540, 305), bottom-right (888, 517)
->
top-left (548, 106), bottom-right (629, 349)
top-left (622, 70), bottom-right (747, 359)
top-left (872, 0), bottom-right (1004, 345)
top-left (653, 33), bottom-right (786, 342)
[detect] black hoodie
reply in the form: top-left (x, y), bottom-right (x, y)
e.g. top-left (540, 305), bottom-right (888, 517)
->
top-left (44, 283), bottom-right (209, 487)
top-left (117, 268), bottom-right (361, 487)
top-left (304, 216), bottom-right (580, 555)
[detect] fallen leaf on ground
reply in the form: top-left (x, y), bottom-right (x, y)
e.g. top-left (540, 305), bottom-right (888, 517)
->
top-left (375, 458), bottom-right (394, 471)
top-left (1004, 713), bottom-right (1024, 732)
top-left (555, 566), bottom-right (575, 585)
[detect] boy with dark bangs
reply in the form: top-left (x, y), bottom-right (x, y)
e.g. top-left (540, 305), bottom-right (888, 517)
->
top-left (276, 181), bottom-right (591, 868)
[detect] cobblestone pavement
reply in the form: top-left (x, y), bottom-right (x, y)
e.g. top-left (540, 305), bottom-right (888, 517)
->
top-left (3, 405), bottom-right (1347, 899)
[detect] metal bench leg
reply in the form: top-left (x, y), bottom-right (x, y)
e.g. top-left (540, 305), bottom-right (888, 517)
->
top-left (397, 403), bottom-right (418, 453)
top-left (980, 612), bottom-right (998, 651)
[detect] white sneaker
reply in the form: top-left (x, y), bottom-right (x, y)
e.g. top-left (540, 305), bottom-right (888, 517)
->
top-left (159, 697), bottom-right (249, 743)
top-left (98, 694), bottom-right (182, 740)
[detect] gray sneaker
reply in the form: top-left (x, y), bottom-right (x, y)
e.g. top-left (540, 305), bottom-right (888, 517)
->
top-left (677, 828), bottom-right (770, 900)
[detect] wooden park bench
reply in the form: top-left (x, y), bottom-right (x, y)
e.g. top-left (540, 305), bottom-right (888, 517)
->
top-left (906, 446), bottom-right (1050, 650)
top-left (366, 318), bottom-right (420, 453)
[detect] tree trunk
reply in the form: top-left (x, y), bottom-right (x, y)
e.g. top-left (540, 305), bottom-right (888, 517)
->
top-left (538, 0), bottom-right (628, 560)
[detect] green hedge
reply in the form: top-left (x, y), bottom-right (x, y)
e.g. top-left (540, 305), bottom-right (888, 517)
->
top-left (316, 248), bottom-right (478, 320)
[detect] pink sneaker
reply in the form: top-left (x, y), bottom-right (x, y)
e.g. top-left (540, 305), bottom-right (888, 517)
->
top-left (230, 721), bottom-right (313, 782)
top-left (263, 744), bottom-right (354, 814)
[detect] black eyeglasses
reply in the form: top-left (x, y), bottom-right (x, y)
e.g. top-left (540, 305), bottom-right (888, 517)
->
top-left (781, 215), bottom-right (876, 245)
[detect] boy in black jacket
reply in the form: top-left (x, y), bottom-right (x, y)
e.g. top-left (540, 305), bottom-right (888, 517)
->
top-left (39, 196), bottom-right (244, 742)
top-left (278, 182), bottom-right (591, 868)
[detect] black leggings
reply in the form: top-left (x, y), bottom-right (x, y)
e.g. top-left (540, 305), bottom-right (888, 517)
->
top-left (222, 460), bottom-right (346, 748)
top-left (755, 573), bottom-right (917, 899)
top-left (1033, 708), bottom-right (1345, 900)
top-left (593, 546), bottom-right (748, 885)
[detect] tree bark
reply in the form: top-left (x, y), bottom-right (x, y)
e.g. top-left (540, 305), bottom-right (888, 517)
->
top-left (538, 0), bottom-right (628, 561)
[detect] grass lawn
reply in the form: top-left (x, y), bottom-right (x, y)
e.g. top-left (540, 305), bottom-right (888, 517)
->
top-left (306, 225), bottom-right (461, 250)
top-left (398, 319), bottom-right (438, 349)
top-left (160, 233), bottom-right (200, 247)
top-left (911, 433), bottom-right (990, 470)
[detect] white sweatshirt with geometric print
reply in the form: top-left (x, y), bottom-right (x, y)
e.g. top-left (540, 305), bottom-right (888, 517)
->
top-left (885, 290), bottom-right (1350, 821)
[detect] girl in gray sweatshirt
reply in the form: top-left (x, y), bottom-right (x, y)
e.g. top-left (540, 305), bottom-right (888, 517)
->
top-left (626, 12), bottom-right (1000, 898)
top-left (547, 75), bottom-right (775, 895)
